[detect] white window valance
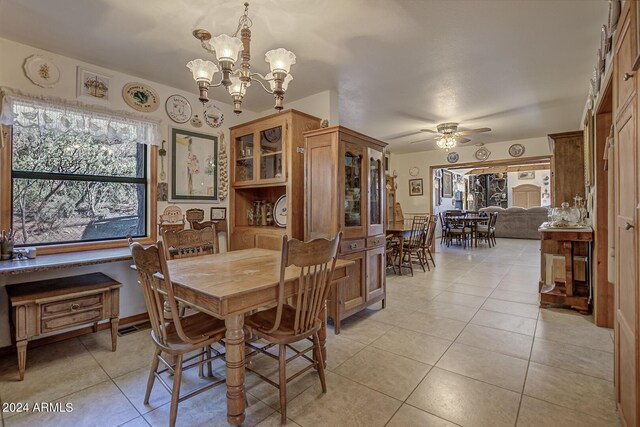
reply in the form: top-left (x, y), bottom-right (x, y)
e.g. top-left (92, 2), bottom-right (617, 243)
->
top-left (0, 87), bottom-right (161, 146)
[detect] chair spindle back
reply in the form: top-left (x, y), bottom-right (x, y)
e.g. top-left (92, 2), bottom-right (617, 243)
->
top-left (407, 216), bottom-right (428, 250)
top-left (162, 227), bottom-right (218, 259)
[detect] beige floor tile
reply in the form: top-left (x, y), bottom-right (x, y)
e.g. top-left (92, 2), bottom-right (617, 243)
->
top-left (531, 338), bottom-right (613, 381)
top-left (385, 293), bottom-right (435, 311)
top-left (355, 305), bottom-right (415, 326)
top-left (471, 309), bottom-right (537, 336)
top-left (406, 368), bottom-right (521, 427)
top-left (386, 404), bottom-right (457, 427)
top-left (5, 381), bottom-right (139, 427)
top-left (0, 338), bottom-right (109, 414)
top-left (324, 334), bottom-right (367, 371)
top-left (79, 329), bottom-right (156, 378)
top-left (535, 321), bottom-right (613, 353)
top-left (334, 346), bottom-right (431, 400)
top-left (482, 298), bottom-right (539, 319)
top-left (432, 291), bottom-right (487, 308)
top-left (337, 317), bottom-right (394, 345)
top-left (455, 273), bottom-right (504, 288)
top-left (447, 283), bottom-right (495, 297)
top-left (255, 411), bottom-right (302, 426)
top-left (495, 282), bottom-right (539, 294)
top-left (287, 372), bottom-right (401, 427)
top-left (120, 416), bottom-right (151, 427)
top-left (517, 396), bottom-right (619, 427)
top-left (402, 312), bottom-right (468, 340)
top-left (537, 307), bottom-right (596, 326)
top-left (490, 289), bottom-right (540, 305)
top-left (144, 386), bottom-right (274, 427)
top-left (524, 362), bottom-right (618, 423)
top-left (456, 324), bottom-right (533, 360)
top-left (415, 301), bottom-right (479, 322)
top-left (371, 327), bottom-right (452, 365)
top-left (436, 343), bottom-right (528, 392)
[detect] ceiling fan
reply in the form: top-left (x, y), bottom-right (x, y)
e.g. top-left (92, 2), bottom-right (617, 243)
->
top-left (400, 122), bottom-right (492, 149)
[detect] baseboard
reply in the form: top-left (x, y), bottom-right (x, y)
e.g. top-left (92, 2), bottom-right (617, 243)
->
top-left (0, 312), bottom-right (149, 357)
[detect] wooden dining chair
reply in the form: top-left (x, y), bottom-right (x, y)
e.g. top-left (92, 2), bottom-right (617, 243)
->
top-left (385, 234), bottom-right (398, 274)
top-left (130, 241), bottom-right (227, 427)
top-left (439, 212), bottom-right (449, 244)
top-left (244, 232), bottom-right (342, 425)
top-left (162, 226), bottom-right (219, 259)
top-left (185, 208), bottom-right (205, 229)
top-left (420, 215), bottom-right (437, 270)
top-left (397, 215), bottom-right (428, 275)
top-left (447, 217), bottom-right (472, 248)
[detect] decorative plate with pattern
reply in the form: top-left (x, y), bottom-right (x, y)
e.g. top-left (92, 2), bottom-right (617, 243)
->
top-left (122, 82), bottom-right (159, 112)
top-left (474, 147), bottom-right (491, 161)
top-left (273, 194), bottom-right (287, 227)
top-left (191, 115), bottom-right (203, 128)
top-left (508, 144), bottom-right (525, 158)
top-left (165, 94), bottom-right (192, 123)
top-left (204, 105), bottom-right (224, 128)
top-left (24, 55), bottom-right (60, 88)
top-left (447, 152), bottom-right (459, 164)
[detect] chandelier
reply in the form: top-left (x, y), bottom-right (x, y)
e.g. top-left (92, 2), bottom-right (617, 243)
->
top-left (436, 135), bottom-right (457, 151)
top-left (187, 2), bottom-right (295, 114)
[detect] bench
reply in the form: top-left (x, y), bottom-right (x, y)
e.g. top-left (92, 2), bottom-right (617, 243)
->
top-left (6, 272), bottom-right (122, 380)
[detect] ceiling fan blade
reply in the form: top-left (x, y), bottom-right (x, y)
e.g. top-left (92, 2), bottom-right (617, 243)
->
top-left (419, 129), bottom-right (437, 133)
top-left (384, 130), bottom-right (426, 140)
top-left (455, 137), bottom-right (472, 143)
top-left (408, 137), bottom-right (435, 144)
top-left (456, 127), bottom-right (492, 136)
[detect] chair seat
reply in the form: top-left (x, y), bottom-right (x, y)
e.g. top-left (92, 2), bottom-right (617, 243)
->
top-left (449, 227), bottom-right (472, 234)
top-left (156, 312), bottom-right (226, 351)
top-left (477, 225), bottom-right (489, 232)
top-left (245, 304), bottom-right (321, 343)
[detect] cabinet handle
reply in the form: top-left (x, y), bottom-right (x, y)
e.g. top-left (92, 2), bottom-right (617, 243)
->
top-left (349, 243), bottom-right (358, 250)
top-left (624, 222), bottom-right (634, 230)
top-left (70, 303), bottom-right (80, 311)
top-left (623, 72), bottom-right (633, 81)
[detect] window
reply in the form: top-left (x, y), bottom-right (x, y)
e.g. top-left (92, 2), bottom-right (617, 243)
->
top-left (0, 89), bottom-right (160, 249)
top-left (10, 126), bottom-right (147, 246)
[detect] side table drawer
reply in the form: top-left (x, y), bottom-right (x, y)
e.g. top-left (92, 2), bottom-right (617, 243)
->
top-left (41, 309), bottom-right (104, 333)
top-left (41, 294), bottom-right (103, 318)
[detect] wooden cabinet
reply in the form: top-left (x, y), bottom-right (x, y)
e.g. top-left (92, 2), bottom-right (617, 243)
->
top-left (229, 110), bottom-right (320, 250)
top-left (548, 130), bottom-right (585, 206)
top-left (614, 1), bottom-right (637, 112)
top-left (304, 126), bottom-right (388, 333)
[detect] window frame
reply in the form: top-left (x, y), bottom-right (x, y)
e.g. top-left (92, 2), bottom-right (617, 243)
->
top-left (1, 125), bottom-right (157, 254)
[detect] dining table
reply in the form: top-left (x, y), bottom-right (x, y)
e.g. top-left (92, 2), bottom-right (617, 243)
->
top-left (164, 248), bottom-right (353, 425)
top-left (446, 215), bottom-right (488, 247)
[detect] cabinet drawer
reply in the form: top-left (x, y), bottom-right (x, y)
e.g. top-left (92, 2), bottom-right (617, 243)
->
top-left (41, 294), bottom-right (103, 318)
top-left (366, 235), bottom-right (385, 248)
top-left (41, 309), bottom-right (104, 334)
top-left (340, 239), bottom-right (365, 254)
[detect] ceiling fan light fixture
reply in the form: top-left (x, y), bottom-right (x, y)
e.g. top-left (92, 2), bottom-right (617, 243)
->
top-left (436, 135), bottom-right (457, 151)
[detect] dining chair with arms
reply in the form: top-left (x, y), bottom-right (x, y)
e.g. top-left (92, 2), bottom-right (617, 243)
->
top-left (130, 241), bottom-right (227, 427)
top-left (397, 215), bottom-right (428, 275)
top-left (244, 232), bottom-right (342, 425)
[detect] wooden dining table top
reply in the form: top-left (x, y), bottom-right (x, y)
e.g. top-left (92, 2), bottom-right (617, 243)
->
top-left (166, 248), bottom-right (353, 301)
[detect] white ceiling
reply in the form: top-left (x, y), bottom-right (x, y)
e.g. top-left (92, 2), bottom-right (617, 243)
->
top-left (0, 0), bottom-right (607, 153)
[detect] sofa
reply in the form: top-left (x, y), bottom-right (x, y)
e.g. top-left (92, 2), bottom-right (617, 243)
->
top-left (479, 206), bottom-right (549, 239)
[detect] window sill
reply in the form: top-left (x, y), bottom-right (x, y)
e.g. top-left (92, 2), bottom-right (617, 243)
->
top-left (30, 236), bottom-right (155, 256)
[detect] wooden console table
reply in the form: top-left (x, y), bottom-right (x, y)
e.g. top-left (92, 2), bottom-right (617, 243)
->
top-left (7, 272), bottom-right (122, 380)
top-left (538, 225), bottom-right (593, 314)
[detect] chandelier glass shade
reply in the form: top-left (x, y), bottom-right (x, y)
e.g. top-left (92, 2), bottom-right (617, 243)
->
top-left (187, 2), bottom-right (295, 114)
top-left (436, 135), bottom-right (457, 151)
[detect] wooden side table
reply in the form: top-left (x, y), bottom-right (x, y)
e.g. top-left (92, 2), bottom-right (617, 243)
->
top-left (538, 225), bottom-right (593, 314)
top-left (6, 272), bottom-right (122, 380)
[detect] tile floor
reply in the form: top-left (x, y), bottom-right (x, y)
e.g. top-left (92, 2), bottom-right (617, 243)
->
top-left (0, 239), bottom-right (619, 426)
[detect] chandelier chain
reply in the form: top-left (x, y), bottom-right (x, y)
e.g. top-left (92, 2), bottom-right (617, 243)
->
top-left (232, 2), bottom-right (253, 37)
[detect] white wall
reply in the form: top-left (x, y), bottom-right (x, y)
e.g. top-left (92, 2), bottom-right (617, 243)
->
top-left (390, 137), bottom-right (552, 215)
top-left (263, 89), bottom-right (339, 125)
top-left (507, 170), bottom-right (551, 207)
top-left (0, 36), bottom-right (260, 347)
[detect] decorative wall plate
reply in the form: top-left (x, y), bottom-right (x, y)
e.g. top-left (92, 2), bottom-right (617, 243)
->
top-left (204, 104), bottom-right (224, 128)
top-left (409, 166), bottom-right (420, 177)
top-left (508, 144), bottom-right (525, 157)
top-left (122, 82), bottom-right (160, 112)
top-left (191, 115), bottom-right (203, 127)
top-left (23, 55), bottom-right (60, 88)
top-left (273, 194), bottom-right (287, 227)
top-left (447, 152), bottom-right (459, 164)
top-left (474, 147), bottom-right (491, 161)
top-left (165, 94), bottom-right (192, 123)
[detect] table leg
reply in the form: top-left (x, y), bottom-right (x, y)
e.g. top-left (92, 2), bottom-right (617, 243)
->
top-left (225, 314), bottom-right (246, 426)
top-left (319, 302), bottom-right (328, 367)
top-left (17, 340), bottom-right (27, 381)
top-left (110, 318), bottom-right (119, 351)
top-left (564, 241), bottom-right (574, 297)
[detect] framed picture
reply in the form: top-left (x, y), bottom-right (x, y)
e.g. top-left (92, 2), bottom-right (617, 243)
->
top-left (210, 207), bottom-right (226, 221)
top-left (518, 171), bottom-right (535, 180)
top-left (583, 110), bottom-right (594, 187)
top-left (442, 170), bottom-right (453, 198)
top-left (171, 128), bottom-right (218, 201)
top-left (76, 67), bottom-right (111, 104)
top-left (409, 178), bottom-right (423, 196)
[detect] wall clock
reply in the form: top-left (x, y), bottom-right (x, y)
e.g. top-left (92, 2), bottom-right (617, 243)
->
top-left (475, 147), bottom-right (491, 161)
top-left (447, 152), bottom-right (459, 164)
top-left (122, 82), bottom-right (159, 112)
top-left (165, 94), bottom-right (192, 123)
top-left (409, 166), bottom-right (420, 177)
top-left (508, 144), bottom-right (525, 158)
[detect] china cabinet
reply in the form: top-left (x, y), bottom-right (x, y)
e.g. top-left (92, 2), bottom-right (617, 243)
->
top-left (548, 130), bottom-right (585, 206)
top-left (229, 110), bottom-right (320, 250)
top-left (304, 126), bottom-right (387, 333)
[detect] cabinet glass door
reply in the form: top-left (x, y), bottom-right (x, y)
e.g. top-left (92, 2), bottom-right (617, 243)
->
top-left (235, 134), bottom-right (254, 182)
top-left (344, 151), bottom-right (362, 227)
top-left (259, 126), bottom-right (283, 180)
top-left (369, 156), bottom-right (382, 226)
